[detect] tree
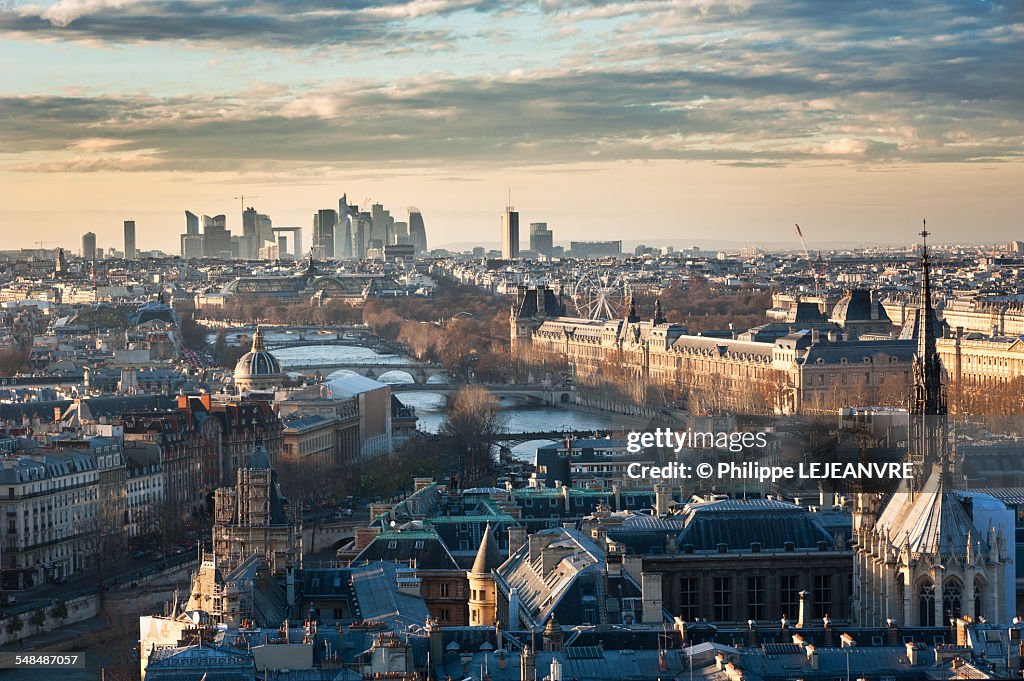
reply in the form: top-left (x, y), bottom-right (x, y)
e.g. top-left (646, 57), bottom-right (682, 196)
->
top-left (6, 613), bottom-right (23, 637)
top-left (50, 600), bottom-right (68, 627)
top-left (0, 349), bottom-right (29, 375)
top-left (30, 607), bottom-right (46, 635)
top-left (439, 386), bottom-right (507, 484)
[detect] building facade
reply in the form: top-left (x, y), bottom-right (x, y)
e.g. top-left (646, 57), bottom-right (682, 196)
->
top-left (511, 286), bottom-right (917, 414)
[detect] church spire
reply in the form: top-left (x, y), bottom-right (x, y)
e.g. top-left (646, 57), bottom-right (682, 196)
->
top-left (914, 221), bottom-right (943, 418)
top-left (909, 222), bottom-right (949, 486)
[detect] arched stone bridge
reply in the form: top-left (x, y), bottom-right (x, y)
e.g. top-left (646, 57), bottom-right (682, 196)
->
top-left (287, 362), bottom-right (449, 384)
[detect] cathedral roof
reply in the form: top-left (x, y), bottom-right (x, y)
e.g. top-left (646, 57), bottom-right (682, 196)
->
top-left (875, 469), bottom-right (982, 560)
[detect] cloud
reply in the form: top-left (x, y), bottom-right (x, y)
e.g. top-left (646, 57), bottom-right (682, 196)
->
top-left (0, 0), bottom-right (1019, 171)
top-left (0, 0), bottom-right (470, 48)
top-left (40, 0), bottom-right (138, 27)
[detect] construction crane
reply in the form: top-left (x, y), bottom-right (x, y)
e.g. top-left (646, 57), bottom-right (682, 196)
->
top-left (794, 224), bottom-right (820, 296)
top-left (234, 195), bottom-right (258, 215)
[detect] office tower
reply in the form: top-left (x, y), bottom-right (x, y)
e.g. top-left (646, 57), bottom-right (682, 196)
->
top-left (181, 234), bottom-right (203, 259)
top-left (256, 213), bottom-right (273, 258)
top-left (242, 207), bottom-right (273, 259)
top-left (123, 220), bottom-right (137, 259)
top-left (501, 205), bottom-right (519, 259)
top-left (181, 211), bottom-right (202, 258)
top-left (96, 247), bottom-right (105, 260)
top-left (81, 231), bottom-right (97, 261)
top-left (242, 207), bottom-right (257, 258)
top-left (335, 195), bottom-right (354, 259)
top-left (529, 222), bottom-right (553, 257)
top-left (354, 213), bottom-right (370, 258)
top-left (202, 214), bottom-right (231, 259)
top-left (370, 204), bottom-right (393, 248)
top-left (393, 221), bottom-right (409, 245)
top-left (408, 208), bottom-right (428, 254)
top-left (313, 209), bottom-right (338, 259)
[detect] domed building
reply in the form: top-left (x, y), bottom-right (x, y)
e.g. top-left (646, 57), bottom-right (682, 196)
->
top-left (829, 288), bottom-right (893, 339)
top-left (234, 328), bottom-right (284, 393)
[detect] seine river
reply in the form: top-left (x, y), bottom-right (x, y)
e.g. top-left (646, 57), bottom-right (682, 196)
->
top-left (273, 344), bottom-right (635, 462)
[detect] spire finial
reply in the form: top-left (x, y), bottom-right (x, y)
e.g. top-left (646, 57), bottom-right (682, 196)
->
top-left (919, 219), bottom-right (929, 244)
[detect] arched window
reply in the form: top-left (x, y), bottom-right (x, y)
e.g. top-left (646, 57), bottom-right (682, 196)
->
top-left (919, 581), bottom-right (936, 626)
top-left (974, 577), bottom-right (985, 619)
top-left (943, 579), bottom-right (963, 621)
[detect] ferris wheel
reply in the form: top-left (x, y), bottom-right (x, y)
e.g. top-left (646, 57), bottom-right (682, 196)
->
top-left (570, 270), bottom-right (629, 320)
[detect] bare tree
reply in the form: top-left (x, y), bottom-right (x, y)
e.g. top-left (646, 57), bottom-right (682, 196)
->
top-left (439, 386), bottom-right (507, 484)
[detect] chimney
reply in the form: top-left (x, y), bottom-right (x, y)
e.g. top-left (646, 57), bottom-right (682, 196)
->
top-left (428, 621), bottom-right (444, 667)
top-left (508, 587), bottom-right (521, 629)
top-left (642, 572), bottom-right (664, 623)
top-left (906, 641), bottom-right (921, 666)
top-left (806, 644), bottom-right (819, 670)
top-left (747, 620), bottom-right (759, 647)
top-left (286, 559), bottom-right (296, 607)
top-left (885, 619), bottom-right (899, 646)
top-left (655, 483), bottom-right (672, 515)
top-left (508, 526), bottom-right (527, 556)
top-left (811, 329), bottom-right (820, 344)
top-left (796, 591), bottom-right (811, 628)
top-left (520, 646), bottom-right (536, 681)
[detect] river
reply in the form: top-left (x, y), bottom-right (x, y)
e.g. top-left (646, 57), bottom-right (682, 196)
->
top-left (268, 344), bottom-right (634, 462)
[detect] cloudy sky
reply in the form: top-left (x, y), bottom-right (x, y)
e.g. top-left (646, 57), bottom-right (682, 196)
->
top-left (1, 0), bottom-right (1021, 253)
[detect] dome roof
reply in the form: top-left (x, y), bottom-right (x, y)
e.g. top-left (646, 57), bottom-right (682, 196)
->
top-left (830, 289), bottom-right (890, 324)
top-left (234, 328), bottom-right (283, 380)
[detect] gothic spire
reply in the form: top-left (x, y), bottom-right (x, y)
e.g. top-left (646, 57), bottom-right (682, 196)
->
top-left (913, 221), bottom-right (944, 418)
top-left (909, 222), bottom-right (949, 486)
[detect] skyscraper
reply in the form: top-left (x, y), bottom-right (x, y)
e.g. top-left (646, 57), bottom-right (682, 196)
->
top-left (242, 207), bottom-right (257, 258)
top-left (313, 209), bottom-right (338, 259)
top-left (81, 231), bottom-right (96, 261)
top-left (337, 195), bottom-right (354, 259)
top-left (529, 222), bottom-right (553, 257)
top-left (369, 204), bottom-right (393, 249)
top-left (501, 205), bottom-right (519, 259)
top-left (123, 220), bottom-right (136, 259)
top-left (202, 214), bottom-right (231, 259)
top-left (181, 211), bottom-right (203, 258)
top-left (408, 208), bottom-right (428, 254)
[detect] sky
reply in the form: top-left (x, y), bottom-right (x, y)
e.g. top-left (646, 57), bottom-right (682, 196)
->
top-left (0, 0), bottom-right (1021, 253)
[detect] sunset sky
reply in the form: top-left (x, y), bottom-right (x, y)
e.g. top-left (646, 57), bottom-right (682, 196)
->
top-left (1, 0), bottom-right (1021, 253)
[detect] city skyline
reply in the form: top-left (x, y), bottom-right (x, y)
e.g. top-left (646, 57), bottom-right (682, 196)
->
top-left (1, 0), bottom-right (1022, 252)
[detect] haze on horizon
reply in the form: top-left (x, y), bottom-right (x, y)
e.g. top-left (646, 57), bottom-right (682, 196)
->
top-left (0, 0), bottom-right (1021, 253)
